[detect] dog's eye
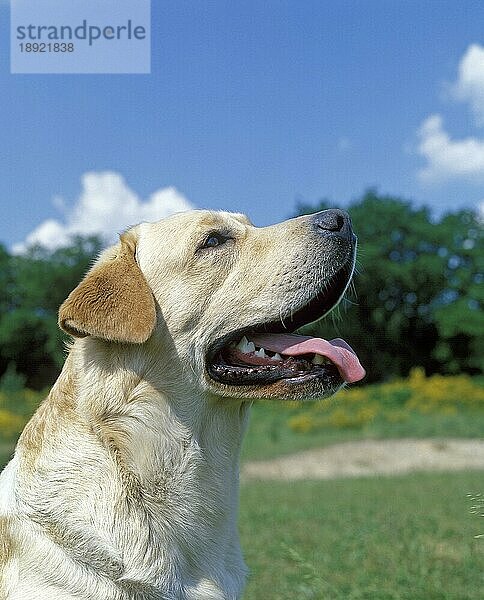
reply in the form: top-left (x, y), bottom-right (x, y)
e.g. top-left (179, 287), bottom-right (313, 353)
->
top-left (200, 233), bottom-right (231, 250)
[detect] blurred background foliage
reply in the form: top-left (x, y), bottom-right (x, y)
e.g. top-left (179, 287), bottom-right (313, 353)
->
top-left (0, 235), bottom-right (103, 389)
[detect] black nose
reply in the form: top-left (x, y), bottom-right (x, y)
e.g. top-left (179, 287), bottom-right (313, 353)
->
top-left (311, 209), bottom-right (354, 241)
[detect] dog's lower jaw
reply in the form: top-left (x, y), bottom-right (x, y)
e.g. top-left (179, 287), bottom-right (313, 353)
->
top-left (8, 340), bottom-right (251, 600)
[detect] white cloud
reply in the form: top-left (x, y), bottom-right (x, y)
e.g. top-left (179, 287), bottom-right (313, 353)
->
top-left (13, 171), bottom-right (194, 253)
top-left (417, 44), bottom-right (484, 183)
top-left (417, 114), bottom-right (484, 181)
top-left (453, 44), bottom-right (484, 126)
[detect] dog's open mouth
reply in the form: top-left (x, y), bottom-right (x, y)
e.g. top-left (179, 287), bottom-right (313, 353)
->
top-left (209, 333), bottom-right (364, 386)
top-left (207, 261), bottom-right (365, 389)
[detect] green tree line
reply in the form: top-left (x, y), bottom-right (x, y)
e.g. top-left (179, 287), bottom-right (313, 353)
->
top-left (0, 191), bottom-right (482, 389)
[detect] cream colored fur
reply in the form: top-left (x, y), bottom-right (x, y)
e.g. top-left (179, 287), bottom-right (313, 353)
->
top-left (0, 210), bottom-right (350, 600)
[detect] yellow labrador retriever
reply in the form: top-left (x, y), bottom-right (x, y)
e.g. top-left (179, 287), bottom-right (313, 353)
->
top-left (0, 209), bottom-right (364, 600)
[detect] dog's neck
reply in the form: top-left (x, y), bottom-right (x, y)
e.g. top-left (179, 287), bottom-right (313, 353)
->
top-left (64, 338), bottom-right (251, 598)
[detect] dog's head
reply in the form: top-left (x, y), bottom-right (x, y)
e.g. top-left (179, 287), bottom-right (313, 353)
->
top-left (59, 209), bottom-right (365, 401)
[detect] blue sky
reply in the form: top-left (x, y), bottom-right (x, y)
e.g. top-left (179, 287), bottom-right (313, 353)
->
top-left (1, 1), bottom-right (484, 251)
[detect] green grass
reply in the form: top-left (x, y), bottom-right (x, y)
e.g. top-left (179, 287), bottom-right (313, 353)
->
top-left (240, 471), bottom-right (484, 599)
top-left (242, 401), bottom-right (484, 461)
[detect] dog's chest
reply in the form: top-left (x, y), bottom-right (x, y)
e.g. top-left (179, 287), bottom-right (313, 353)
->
top-left (114, 442), bottom-right (246, 598)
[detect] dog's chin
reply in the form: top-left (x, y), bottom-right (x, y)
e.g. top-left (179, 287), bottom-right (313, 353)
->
top-left (204, 257), bottom-right (357, 402)
top-left (205, 370), bottom-right (344, 402)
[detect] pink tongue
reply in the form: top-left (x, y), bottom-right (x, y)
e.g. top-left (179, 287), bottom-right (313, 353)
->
top-left (251, 334), bottom-right (366, 384)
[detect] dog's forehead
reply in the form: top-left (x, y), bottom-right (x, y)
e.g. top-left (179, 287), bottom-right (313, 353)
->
top-left (189, 210), bottom-right (253, 231)
top-left (138, 210), bottom-right (252, 242)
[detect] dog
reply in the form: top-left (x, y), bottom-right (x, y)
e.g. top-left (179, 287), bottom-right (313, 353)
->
top-left (0, 209), bottom-right (364, 599)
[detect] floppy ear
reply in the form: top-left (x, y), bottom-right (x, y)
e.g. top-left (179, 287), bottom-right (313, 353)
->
top-left (59, 233), bottom-right (156, 344)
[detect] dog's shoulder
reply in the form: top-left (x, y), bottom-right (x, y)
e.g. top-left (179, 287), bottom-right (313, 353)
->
top-left (0, 455), bottom-right (19, 596)
top-left (17, 355), bottom-right (77, 466)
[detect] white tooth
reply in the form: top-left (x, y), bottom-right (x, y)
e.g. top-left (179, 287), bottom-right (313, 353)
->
top-left (236, 336), bottom-right (250, 353)
top-left (312, 354), bottom-right (327, 365)
top-left (254, 347), bottom-right (267, 358)
top-left (272, 353), bottom-right (282, 361)
top-left (246, 341), bottom-right (256, 353)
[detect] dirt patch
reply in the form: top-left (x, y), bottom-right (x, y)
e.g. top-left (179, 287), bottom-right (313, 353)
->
top-left (242, 438), bottom-right (484, 480)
